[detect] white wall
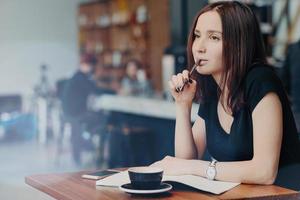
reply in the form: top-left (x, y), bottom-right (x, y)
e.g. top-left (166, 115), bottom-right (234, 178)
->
top-left (0, 0), bottom-right (84, 96)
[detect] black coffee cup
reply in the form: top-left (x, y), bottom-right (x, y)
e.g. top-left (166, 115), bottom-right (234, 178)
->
top-left (128, 167), bottom-right (163, 190)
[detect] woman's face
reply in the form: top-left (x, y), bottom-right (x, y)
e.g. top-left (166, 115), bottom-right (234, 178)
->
top-left (126, 62), bottom-right (138, 79)
top-left (192, 11), bottom-right (223, 81)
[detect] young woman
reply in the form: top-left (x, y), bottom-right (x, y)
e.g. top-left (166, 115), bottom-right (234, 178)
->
top-left (120, 59), bottom-right (153, 97)
top-left (151, 1), bottom-right (300, 188)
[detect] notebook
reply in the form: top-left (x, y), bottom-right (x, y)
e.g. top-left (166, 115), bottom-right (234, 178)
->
top-left (96, 170), bottom-right (240, 195)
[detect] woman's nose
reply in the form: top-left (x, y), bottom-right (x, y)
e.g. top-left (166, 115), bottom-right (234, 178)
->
top-left (198, 47), bottom-right (206, 53)
top-left (194, 40), bottom-right (206, 53)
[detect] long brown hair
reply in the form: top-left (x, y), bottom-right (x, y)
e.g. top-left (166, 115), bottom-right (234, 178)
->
top-left (187, 1), bottom-right (267, 113)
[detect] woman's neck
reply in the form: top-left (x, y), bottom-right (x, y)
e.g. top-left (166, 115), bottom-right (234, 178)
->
top-left (213, 73), bottom-right (232, 114)
top-left (212, 73), bottom-right (221, 87)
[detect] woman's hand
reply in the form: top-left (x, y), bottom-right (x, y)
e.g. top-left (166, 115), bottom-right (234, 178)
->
top-left (149, 156), bottom-right (190, 176)
top-left (169, 70), bottom-right (197, 106)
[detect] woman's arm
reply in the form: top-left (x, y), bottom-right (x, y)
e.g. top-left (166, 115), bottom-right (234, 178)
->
top-left (175, 110), bottom-right (207, 159)
top-left (174, 104), bottom-right (196, 159)
top-left (192, 117), bottom-right (207, 159)
top-left (192, 92), bottom-right (282, 184)
top-left (152, 92), bottom-right (283, 185)
top-left (168, 70), bottom-right (206, 159)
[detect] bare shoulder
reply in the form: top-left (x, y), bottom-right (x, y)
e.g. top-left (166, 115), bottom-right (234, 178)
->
top-left (252, 92), bottom-right (282, 117)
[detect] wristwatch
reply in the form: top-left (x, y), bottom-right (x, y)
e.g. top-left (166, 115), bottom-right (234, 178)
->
top-left (206, 159), bottom-right (217, 180)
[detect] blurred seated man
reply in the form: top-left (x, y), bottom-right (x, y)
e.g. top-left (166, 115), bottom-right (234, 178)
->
top-left (62, 54), bottom-right (115, 165)
top-left (120, 59), bottom-right (153, 97)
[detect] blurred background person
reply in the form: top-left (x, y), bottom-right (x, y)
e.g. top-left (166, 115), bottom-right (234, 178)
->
top-left (282, 40), bottom-right (300, 132)
top-left (62, 53), bottom-right (116, 165)
top-left (120, 59), bottom-right (153, 97)
top-left (93, 64), bottom-right (121, 94)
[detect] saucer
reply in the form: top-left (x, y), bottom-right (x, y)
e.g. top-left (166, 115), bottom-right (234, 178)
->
top-left (119, 182), bottom-right (172, 194)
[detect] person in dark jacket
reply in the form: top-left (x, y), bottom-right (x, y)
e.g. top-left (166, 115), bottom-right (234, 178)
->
top-left (62, 54), bottom-right (115, 165)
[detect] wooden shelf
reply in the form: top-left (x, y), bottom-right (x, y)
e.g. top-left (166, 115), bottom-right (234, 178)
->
top-left (78, 0), bottom-right (170, 91)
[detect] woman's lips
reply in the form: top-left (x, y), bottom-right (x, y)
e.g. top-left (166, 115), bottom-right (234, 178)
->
top-left (199, 59), bottom-right (208, 66)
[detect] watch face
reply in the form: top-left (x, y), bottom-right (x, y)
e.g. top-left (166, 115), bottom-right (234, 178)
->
top-left (206, 167), bottom-right (216, 180)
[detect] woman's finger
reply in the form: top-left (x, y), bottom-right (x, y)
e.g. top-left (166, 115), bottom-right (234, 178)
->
top-left (182, 70), bottom-right (189, 82)
top-left (189, 78), bottom-right (197, 85)
top-left (176, 73), bottom-right (184, 87)
top-left (171, 75), bottom-right (177, 85)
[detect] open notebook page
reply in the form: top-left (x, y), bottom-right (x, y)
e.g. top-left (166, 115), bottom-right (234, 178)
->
top-left (96, 170), bottom-right (240, 195)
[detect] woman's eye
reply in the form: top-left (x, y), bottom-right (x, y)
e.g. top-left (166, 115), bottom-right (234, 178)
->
top-left (210, 35), bottom-right (220, 41)
top-left (194, 33), bottom-right (200, 38)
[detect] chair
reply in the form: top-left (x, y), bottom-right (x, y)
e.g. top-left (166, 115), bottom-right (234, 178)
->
top-left (108, 113), bottom-right (155, 168)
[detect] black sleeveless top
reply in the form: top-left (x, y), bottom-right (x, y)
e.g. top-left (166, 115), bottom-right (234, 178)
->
top-left (197, 65), bottom-right (300, 168)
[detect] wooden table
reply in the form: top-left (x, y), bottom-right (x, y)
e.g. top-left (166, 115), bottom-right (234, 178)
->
top-left (25, 171), bottom-right (300, 200)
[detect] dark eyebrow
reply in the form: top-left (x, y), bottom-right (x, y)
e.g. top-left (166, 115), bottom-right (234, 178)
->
top-left (194, 29), bottom-right (222, 34)
top-left (207, 30), bottom-right (222, 34)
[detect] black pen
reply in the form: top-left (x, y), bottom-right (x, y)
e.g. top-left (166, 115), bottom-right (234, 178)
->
top-left (176, 61), bottom-right (199, 92)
